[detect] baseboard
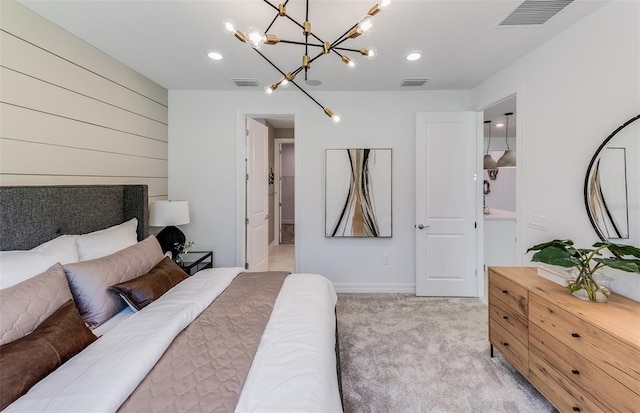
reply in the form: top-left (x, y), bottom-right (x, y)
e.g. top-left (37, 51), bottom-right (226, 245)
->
top-left (333, 282), bottom-right (416, 294)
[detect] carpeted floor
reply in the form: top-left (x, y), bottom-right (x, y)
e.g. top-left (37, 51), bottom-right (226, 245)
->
top-left (337, 294), bottom-right (557, 413)
top-left (281, 224), bottom-right (294, 244)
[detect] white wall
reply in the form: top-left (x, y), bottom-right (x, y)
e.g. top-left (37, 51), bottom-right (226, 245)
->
top-left (472, 1), bottom-right (640, 301)
top-left (169, 90), bottom-right (471, 291)
top-left (0, 1), bottom-right (168, 201)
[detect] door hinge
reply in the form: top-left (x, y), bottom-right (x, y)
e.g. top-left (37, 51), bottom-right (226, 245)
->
top-left (474, 221), bottom-right (477, 229)
top-left (245, 262), bottom-right (249, 270)
top-left (246, 173), bottom-right (249, 181)
top-left (246, 129), bottom-right (249, 136)
top-left (245, 218), bottom-right (249, 225)
top-left (475, 269), bottom-right (478, 277)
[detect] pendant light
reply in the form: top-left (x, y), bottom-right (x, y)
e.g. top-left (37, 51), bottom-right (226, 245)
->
top-left (497, 112), bottom-right (516, 168)
top-left (483, 120), bottom-right (497, 169)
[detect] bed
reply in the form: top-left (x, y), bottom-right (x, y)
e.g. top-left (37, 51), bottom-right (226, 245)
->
top-left (0, 185), bottom-right (343, 413)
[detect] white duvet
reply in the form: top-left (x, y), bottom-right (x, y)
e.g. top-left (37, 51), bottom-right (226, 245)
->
top-left (6, 268), bottom-right (343, 413)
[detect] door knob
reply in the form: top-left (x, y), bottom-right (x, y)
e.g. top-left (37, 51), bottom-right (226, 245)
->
top-left (265, 214), bottom-right (269, 220)
top-left (417, 224), bottom-right (429, 230)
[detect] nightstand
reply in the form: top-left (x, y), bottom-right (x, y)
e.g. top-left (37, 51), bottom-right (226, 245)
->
top-left (178, 251), bottom-right (214, 276)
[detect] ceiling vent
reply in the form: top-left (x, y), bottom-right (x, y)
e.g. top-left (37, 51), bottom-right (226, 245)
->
top-left (401, 78), bottom-right (429, 87)
top-left (499, 0), bottom-right (574, 26)
top-left (231, 78), bottom-right (259, 87)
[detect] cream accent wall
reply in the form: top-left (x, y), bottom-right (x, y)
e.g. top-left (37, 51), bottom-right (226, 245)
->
top-left (0, 0), bottom-right (168, 201)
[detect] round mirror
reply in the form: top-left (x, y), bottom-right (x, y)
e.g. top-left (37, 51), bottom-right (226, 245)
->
top-left (584, 114), bottom-right (640, 246)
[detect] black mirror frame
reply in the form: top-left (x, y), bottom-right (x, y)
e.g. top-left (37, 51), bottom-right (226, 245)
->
top-left (584, 114), bottom-right (640, 245)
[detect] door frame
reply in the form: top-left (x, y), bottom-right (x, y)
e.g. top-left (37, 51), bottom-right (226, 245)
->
top-left (274, 138), bottom-right (295, 245)
top-left (475, 86), bottom-right (525, 300)
top-left (235, 111), bottom-right (300, 270)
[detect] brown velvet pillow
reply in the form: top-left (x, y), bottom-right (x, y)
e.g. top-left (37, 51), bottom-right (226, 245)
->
top-left (0, 299), bottom-right (97, 410)
top-left (110, 257), bottom-right (189, 311)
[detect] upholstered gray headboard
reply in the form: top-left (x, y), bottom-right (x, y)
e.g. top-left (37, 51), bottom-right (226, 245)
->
top-left (0, 185), bottom-right (148, 251)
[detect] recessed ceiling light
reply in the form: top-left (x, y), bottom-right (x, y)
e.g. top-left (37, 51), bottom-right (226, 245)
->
top-left (406, 51), bottom-right (422, 61)
top-left (207, 51), bottom-right (223, 61)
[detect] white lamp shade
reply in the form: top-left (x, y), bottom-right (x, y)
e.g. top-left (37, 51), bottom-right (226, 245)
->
top-left (149, 200), bottom-right (190, 227)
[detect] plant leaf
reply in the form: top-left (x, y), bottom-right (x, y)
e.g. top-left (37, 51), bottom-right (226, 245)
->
top-left (531, 246), bottom-right (581, 268)
top-left (594, 258), bottom-right (640, 273)
top-left (527, 239), bottom-right (574, 253)
top-left (603, 243), bottom-right (640, 259)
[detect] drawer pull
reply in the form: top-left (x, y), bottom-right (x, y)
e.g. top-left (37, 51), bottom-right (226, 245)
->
top-left (571, 369), bottom-right (580, 375)
top-left (503, 316), bottom-right (509, 320)
top-left (572, 407), bottom-right (581, 412)
top-left (571, 333), bottom-right (581, 338)
top-left (502, 290), bottom-right (508, 294)
top-left (502, 342), bottom-right (509, 347)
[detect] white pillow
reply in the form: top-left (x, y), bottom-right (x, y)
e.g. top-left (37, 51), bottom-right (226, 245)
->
top-left (0, 236), bottom-right (79, 289)
top-left (73, 218), bottom-right (138, 261)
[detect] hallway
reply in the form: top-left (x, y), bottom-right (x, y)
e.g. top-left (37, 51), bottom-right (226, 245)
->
top-left (268, 244), bottom-right (295, 273)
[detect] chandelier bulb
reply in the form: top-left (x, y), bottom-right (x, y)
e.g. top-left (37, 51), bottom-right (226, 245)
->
top-left (341, 55), bottom-right (356, 69)
top-left (332, 114), bottom-right (341, 124)
top-left (245, 27), bottom-right (266, 49)
top-left (360, 47), bottom-right (377, 59)
top-left (380, 0), bottom-right (392, 9)
top-left (265, 84), bottom-right (278, 95)
top-left (222, 18), bottom-right (236, 34)
top-left (357, 15), bottom-right (375, 35)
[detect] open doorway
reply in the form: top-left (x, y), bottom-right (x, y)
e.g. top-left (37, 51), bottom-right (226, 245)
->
top-left (482, 96), bottom-right (518, 278)
top-left (266, 117), bottom-right (295, 273)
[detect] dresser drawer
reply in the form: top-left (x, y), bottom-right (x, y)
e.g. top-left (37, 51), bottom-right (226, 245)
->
top-left (530, 293), bottom-right (640, 394)
top-left (530, 323), bottom-right (640, 412)
top-left (489, 271), bottom-right (528, 318)
top-left (489, 303), bottom-right (528, 346)
top-left (489, 317), bottom-right (528, 376)
top-left (529, 348), bottom-right (604, 413)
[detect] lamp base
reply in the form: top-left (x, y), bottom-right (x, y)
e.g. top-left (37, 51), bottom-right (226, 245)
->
top-left (155, 225), bottom-right (186, 258)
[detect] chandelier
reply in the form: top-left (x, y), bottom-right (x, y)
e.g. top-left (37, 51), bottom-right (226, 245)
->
top-left (223, 0), bottom-right (392, 123)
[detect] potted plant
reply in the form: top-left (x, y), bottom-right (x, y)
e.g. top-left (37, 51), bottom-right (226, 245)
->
top-left (527, 239), bottom-right (640, 302)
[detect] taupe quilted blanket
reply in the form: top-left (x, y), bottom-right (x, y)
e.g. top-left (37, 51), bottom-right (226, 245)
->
top-left (118, 271), bottom-right (289, 413)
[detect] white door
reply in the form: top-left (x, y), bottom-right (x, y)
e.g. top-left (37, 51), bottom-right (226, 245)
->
top-left (415, 112), bottom-right (478, 296)
top-left (246, 117), bottom-right (269, 271)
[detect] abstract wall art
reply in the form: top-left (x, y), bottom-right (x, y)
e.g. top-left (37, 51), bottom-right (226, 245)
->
top-left (325, 148), bottom-right (392, 238)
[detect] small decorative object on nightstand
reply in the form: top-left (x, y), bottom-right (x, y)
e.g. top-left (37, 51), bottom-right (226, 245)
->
top-left (178, 251), bottom-right (214, 276)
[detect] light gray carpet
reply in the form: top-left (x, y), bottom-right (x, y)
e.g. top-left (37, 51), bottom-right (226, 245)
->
top-left (337, 294), bottom-right (557, 413)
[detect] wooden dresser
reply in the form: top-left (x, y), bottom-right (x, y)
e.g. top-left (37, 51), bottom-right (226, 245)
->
top-left (488, 267), bottom-right (640, 413)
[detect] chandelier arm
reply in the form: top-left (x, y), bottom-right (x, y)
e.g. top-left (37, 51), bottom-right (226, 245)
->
top-left (253, 49), bottom-right (325, 112)
top-left (265, 13), bottom-right (280, 32)
top-left (289, 78), bottom-right (325, 111)
top-left (279, 39), bottom-right (324, 48)
top-left (307, 51), bottom-right (326, 65)
top-left (253, 48), bottom-right (288, 78)
top-left (333, 46), bottom-right (361, 53)
top-left (331, 23), bottom-right (358, 48)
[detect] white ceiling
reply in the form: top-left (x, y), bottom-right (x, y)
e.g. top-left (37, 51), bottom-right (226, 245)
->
top-left (19, 0), bottom-right (607, 94)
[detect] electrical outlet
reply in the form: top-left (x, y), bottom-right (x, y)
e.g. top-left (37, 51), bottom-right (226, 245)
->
top-left (527, 214), bottom-right (547, 231)
top-left (383, 255), bottom-right (390, 265)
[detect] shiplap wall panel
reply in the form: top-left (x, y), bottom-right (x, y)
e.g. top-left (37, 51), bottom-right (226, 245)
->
top-left (2, 68), bottom-right (168, 140)
top-left (1, 32), bottom-right (168, 124)
top-left (0, 103), bottom-right (168, 160)
top-left (0, 0), bottom-right (168, 199)
top-left (0, 0), bottom-right (167, 106)
top-left (1, 140), bottom-right (167, 178)
top-left (0, 175), bottom-right (168, 200)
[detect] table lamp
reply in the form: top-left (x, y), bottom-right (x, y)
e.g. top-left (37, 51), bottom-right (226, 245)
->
top-left (149, 200), bottom-right (190, 258)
